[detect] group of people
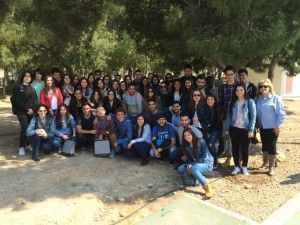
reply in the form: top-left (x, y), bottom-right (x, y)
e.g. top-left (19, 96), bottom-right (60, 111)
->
top-left (11, 64), bottom-right (286, 199)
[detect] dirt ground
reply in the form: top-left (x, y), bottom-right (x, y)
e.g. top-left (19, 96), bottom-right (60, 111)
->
top-left (0, 98), bottom-right (299, 225)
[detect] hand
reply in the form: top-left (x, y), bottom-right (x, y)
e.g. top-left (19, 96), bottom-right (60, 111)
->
top-left (99, 134), bottom-right (103, 140)
top-left (154, 149), bottom-right (161, 158)
top-left (90, 130), bottom-right (97, 135)
top-left (40, 129), bottom-right (47, 138)
top-left (248, 132), bottom-right (254, 138)
top-left (224, 131), bottom-right (230, 139)
top-left (187, 164), bottom-right (192, 174)
top-left (127, 142), bottom-right (133, 149)
top-left (27, 109), bottom-right (33, 115)
top-left (62, 135), bottom-right (69, 141)
top-left (181, 155), bottom-right (188, 162)
top-left (274, 127), bottom-right (280, 136)
top-left (50, 110), bottom-right (54, 116)
top-left (107, 115), bottom-right (112, 121)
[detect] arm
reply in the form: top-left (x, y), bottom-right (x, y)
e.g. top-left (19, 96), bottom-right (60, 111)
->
top-left (274, 96), bottom-right (286, 128)
top-left (56, 88), bottom-right (64, 106)
top-left (117, 122), bottom-right (133, 145)
top-left (26, 117), bottom-right (38, 137)
top-left (248, 99), bottom-right (257, 132)
top-left (13, 85), bottom-right (27, 112)
top-left (191, 126), bottom-right (203, 139)
top-left (70, 116), bottom-right (76, 137)
top-left (131, 124), bottom-right (151, 143)
top-left (40, 90), bottom-right (46, 105)
top-left (136, 93), bottom-right (143, 114)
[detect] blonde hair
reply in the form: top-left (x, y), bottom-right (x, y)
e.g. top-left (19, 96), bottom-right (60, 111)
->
top-left (258, 78), bottom-right (275, 94)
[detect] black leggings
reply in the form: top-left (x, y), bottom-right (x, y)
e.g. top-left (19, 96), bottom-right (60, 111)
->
top-left (229, 126), bottom-right (250, 167)
top-left (260, 128), bottom-right (278, 155)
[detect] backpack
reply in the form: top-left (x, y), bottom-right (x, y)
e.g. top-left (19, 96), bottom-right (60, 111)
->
top-left (10, 84), bottom-right (24, 115)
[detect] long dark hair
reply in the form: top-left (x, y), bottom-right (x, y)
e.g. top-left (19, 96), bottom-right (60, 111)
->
top-left (19, 70), bottom-right (32, 83)
top-left (228, 83), bottom-right (249, 116)
top-left (79, 77), bottom-right (91, 98)
top-left (206, 94), bottom-right (223, 128)
top-left (35, 104), bottom-right (50, 117)
top-left (43, 75), bottom-right (57, 99)
top-left (134, 114), bottom-right (146, 138)
top-left (189, 89), bottom-right (205, 110)
top-left (56, 103), bottom-right (71, 129)
top-left (182, 127), bottom-right (199, 159)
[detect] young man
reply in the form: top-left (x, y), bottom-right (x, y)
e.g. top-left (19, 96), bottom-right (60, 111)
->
top-left (76, 103), bottom-right (96, 151)
top-left (150, 114), bottom-right (178, 162)
top-left (133, 69), bottom-right (143, 92)
top-left (158, 81), bottom-right (172, 116)
top-left (51, 67), bottom-right (62, 90)
top-left (180, 64), bottom-right (197, 86)
top-left (171, 101), bottom-right (181, 128)
top-left (93, 106), bottom-right (117, 157)
top-left (218, 65), bottom-right (237, 166)
top-left (145, 100), bottom-right (161, 130)
top-left (122, 83), bottom-right (143, 123)
top-left (195, 74), bottom-right (207, 98)
top-left (114, 107), bottom-right (133, 155)
top-left (205, 75), bottom-right (219, 100)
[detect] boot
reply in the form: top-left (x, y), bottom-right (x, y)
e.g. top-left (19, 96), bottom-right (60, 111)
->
top-left (221, 156), bottom-right (231, 167)
top-left (202, 184), bottom-right (214, 198)
top-left (32, 147), bottom-right (40, 161)
top-left (268, 154), bottom-right (276, 176)
top-left (260, 152), bottom-right (269, 169)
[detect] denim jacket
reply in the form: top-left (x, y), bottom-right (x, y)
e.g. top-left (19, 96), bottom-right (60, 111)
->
top-left (54, 115), bottom-right (76, 138)
top-left (26, 116), bottom-right (55, 139)
top-left (185, 139), bottom-right (214, 166)
top-left (225, 99), bottom-right (256, 132)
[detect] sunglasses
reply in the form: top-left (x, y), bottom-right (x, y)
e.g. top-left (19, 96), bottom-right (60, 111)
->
top-left (259, 85), bottom-right (269, 89)
top-left (193, 94), bottom-right (201, 97)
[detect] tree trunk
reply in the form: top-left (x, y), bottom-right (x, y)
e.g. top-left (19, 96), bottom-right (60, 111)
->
top-left (268, 56), bottom-right (278, 82)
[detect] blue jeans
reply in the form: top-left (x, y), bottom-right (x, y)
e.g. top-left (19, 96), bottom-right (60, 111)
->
top-left (177, 163), bottom-right (212, 185)
top-left (208, 130), bottom-right (221, 161)
top-left (127, 142), bottom-right (151, 161)
top-left (29, 135), bottom-right (52, 154)
top-left (17, 114), bottom-right (32, 147)
top-left (115, 143), bottom-right (128, 154)
top-left (150, 145), bottom-right (179, 161)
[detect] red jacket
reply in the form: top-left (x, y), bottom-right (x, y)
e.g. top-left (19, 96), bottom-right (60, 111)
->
top-left (40, 88), bottom-right (63, 109)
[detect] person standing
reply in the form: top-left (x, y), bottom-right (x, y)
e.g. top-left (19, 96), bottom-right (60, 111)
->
top-left (31, 69), bottom-right (45, 102)
top-left (255, 79), bottom-right (286, 176)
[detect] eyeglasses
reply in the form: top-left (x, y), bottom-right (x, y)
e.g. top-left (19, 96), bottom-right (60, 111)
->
top-left (193, 94), bottom-right (201, 97)
top-left (259, 85), bottom-right (269, 89)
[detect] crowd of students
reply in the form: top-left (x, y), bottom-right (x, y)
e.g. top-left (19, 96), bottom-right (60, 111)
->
top-left (11, 64), bottom-right (286, 199)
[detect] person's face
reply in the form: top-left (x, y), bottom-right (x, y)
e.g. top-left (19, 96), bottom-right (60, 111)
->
top-left (259, 83), bottom-right (270, 96)
top-left (108, 91), bottom-right (115, 101)
top-left (148, 101), bottom-right (157, 112)
top-left (174, 81), bottom-right (181, 90)
top-left (160, 83), bottom-right (167, 93)
top-left (137, 116), bottom-right (145, 127)
top-left (148, 73), bottom-right (153, 80)
top-left (73, 77), bottom-right (79, 84)
top-left (74, 90), bottom-right (82, 100)
top-left (82, 105), bottom-right (91, 116)
top-left (168, 82), bottom-right (173, 92)
top-left (112, 82), bottom-right (119, 90)
top-left (196, 79), bottom-right (206, 89)
top-left (185, 80), bottom-right (192, 89)
top-left (88, 76), bottom-right (94, 83)
top-left (236, 86), bottom-right (245, 98)
top-left (115, 75), bottom-right (121, 82)
top-left (98, 80), bottom-right (104, 89)
top-left (180, 116), bottom-right (190, 127)
top-left (96, 107), bottom-right (106, 117)
top-left (148, 89), bottom-right (154, 97)
top-left (157, 118), bottom-right (166, 127)
top-left (60, 106), bottom-right (67, 116)
top-left (53, 72), bottom-right (61, 81)
top-left (172, 103), bottom-right (181, 114)
top-left (81, 79), bottom-right (87, 88)
top-left (184, 68), bottom-right (193, 77)
top-left (207, 96), bottom-right (215, 108)
top-left (128, 86), bottom-right (136, 95)
top-left (184, 131), bottom-right (193, 144)
top-left (35, 72), bottom-right (42, 81)
top-left (120, 82), bottom-right (126, 91)
top-left (166, 75), bottom-right (173, 82)
top-left (37, 106), bottom-right (47, 118)
top-left (23, 73), bottom-right (32, 83)
top-left (135, 72), bottom-right (142, 80)
top-left (125, 77), bottom-right (131, 84)
top-left (225, 70), bottom-right (235, 83)
top-left (192, 91), bottom-right (201, 102)
top-left (46, 77), bottom-right (53, 87)
top-left (64, 76), bottom-right (71, 84)
top-left (93, 91), bottom-right (100, 100)
top-left (116, 112), bottom-right (125, 122)
top-left (104, 77), bottom-right (110, 84)
top-left (153, 78), bottom-right (159, 85)
top-left (142, 78), bottom-right (149, 86)
top-left (238, 72), bottom-right (247, 83)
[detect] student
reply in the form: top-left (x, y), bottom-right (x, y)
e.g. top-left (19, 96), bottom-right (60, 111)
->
top-left (180, 64), bottom-right (197, 85)
top-left (62, 73), bottom-right (74, 106)
top-left (150, 114), bottom-right (178, 162)
top-left (177, 127), bottom-right (214, 199)
top-left (87, 73), bottom-right (95, 90)
top-left (144, 87), bottom-right (162, 112)
top-left (195, 74), bottom-right (207, 98)
top-left (111, 79), bottom-right (121, 99)
top-left (102, 90), bottom-right (122, 115)
top-left (150, 74), bottom-right (160, 94)
top-left (145, 100), bottom-right (161, 130)
top-left (93, 106), bottom-right (117, 157)
top-left (170, 79), bottom-right (182, 103)
top-left (79, 77), bottom-right (93, 101)
top-left (40, 75), bottom-right (64, 115)
top-left (51, 67), bottom-right (63, 90)
top-left (95, 78), bottom-right (107, 97)
top-left (133, 69), bottom-right (143, 93)
top-left (171, 101), bottom-right (181, 128)
top-left (255, 78), bottom-right (286, 176)
top-left (205, 75), bottom-right (219, 100)
top-left (181, 78), bottom-right (194, 113)
top-left (122, 83), bottom-right (143, 123)
top-left (189, 90), bottom-right (208, 133)
top-left (127, 114), bottom-right (152, 166)
top-left (89, 90), bottom-right (103, 111)
top-left (225, 84), bottom-right (256, 175)
top-left (69, 89), bottom-right (88, 121)
top-left (76, 103), bottom-right (96, 151)
top-left (26, 105), bottom-right (55, 161)
top-left (52, 104), bottom-right (76, 152)
top-left (140, 76), bottom-right (150, 97)
top-left (32, 69), bottom-right (45, 102)
top-left (114, 107), bottom-right (133, 156)
top-left (158, 81), bottom-right (172, 115)
top-left (12, 71), bottom-right (38, 156)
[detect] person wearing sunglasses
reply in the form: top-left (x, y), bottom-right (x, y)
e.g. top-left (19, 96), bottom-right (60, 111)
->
top-left (255, 78), bottom-right (286, 176)
top-left (158, 81), bottom-right (172, 117)
top-left (26, 105), bottom-right (55, 161)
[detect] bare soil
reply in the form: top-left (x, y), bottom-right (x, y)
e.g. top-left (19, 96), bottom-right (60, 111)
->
top-left (0, 98), bottom-right (299, 225)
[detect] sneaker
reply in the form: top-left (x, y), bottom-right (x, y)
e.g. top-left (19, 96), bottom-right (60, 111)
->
top-left (242, 166), bottom-right (250, 176)
top-left (231, 166), bottom-right (241, 175)
top-left (58, 147), bottom-right (62, 154)
top-left (26, 145), bottom-right (33, 152)
top-left (19, 147), bottom-right (25, 156)
top-left (109, 150), bottom-right (116, 158)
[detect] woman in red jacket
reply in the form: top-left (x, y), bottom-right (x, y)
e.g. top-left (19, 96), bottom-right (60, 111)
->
top-left (40, 75), bottom-right (63, 115)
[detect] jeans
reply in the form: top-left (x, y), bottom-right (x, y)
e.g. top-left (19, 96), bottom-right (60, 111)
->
top-left (115, 143), bottom-right (128, 154)
top-left (177, 163), bottom-right (212, 186)
top-left (127, 142), bottom-right (151, 161)
top-left (150, 145), bottom-right (179, 161)
top-left (17, 114), bottom-right (32, 148)
top-left (52, 137), bottom-right (63, 150)
top-left (77, 134), bottom-right (94, 149)
top-left (29, 135), bottom-right (52, 154)
top-left (229, 126), bottom-right (250, 167)
top-left (208, 130), bottom-right (221, 162)
top-left (222, 120), bottom-right (232, 156)
top-left (260, 128), bottom-right (278, 155)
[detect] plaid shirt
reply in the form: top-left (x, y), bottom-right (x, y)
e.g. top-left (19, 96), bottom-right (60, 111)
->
top-left (219, 82), bottom-right (237, 119)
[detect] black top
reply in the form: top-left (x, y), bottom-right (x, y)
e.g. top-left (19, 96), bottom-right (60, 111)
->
top-left (77, 114), bottom-right (95, 131)
top-left (102, 97), bottom-right (122, 115)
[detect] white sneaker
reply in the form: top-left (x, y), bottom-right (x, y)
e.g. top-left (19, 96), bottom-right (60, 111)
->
top-left (242, 166), bottom-right (249, 176)
top-left (19, 147), bottom-right (25, 156)
top-left (231, 166), bottom-right (241, 175)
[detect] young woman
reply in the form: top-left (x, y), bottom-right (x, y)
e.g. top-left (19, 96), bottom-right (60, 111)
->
top-left (144, 87), bottom-right (162, 112)
top-left (102, 90), bottom-right (122, 115)
top-left (95, 78), bottom-right (107, 97)
top-left (68, 88), bottom-right (88, 121)
top-left (79, 77), bottom-right (93, 101)
top-left (177, 127), bottom-right (214, 198)
top-left (62, 74), bottom-right (74, 106)
top-left (31, 69), bottom-right (45, 102)
top-left (119, 81), bottom-right (127, 100)
top-left (181, 78), bottom-right (193, 113)
top-left (103, 75), bottom-right (111, 91)
top-left (170, 79), bottom-right (182, 103)
top-left (53, 104), bottom-right (76, 151)
top-left (40, 75), bottom-right (63, 115)
top-left (26, 105), bottom-right (55, 161)
top-left (205, 94), bottom-right (223, 167)
top-left (12, 71), bottom-right (38, 156)
top-left (111, 79), bottom-right (121, 99)
top-left (189, 89), bottom-right (207, 130)
top-left (140, 76), bottom-right (150, 97)
top-left (124, 75), bottom-right (132, 86)
top-left (89, 90), bottom-right (103, 111)
top-left (72, 75), bottom-right (80, 88)
top-left (255, 78), bottom-right (286, 176)
top-left (151, 74), bottom-right (160, 94)
top-left (225, 84), bottom-right (256, 176)
top-left (87, 73), bottom-right (95, 89)
top-left (127, 114), bottom-right (152, 166)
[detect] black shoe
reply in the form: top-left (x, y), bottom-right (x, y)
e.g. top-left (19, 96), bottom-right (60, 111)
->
top-left (140, 160), bottom-right (149, 166)
top-left (32, 156), bottom-right (40, 161)
top-left (32, 149), bottom-right (40, 161)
